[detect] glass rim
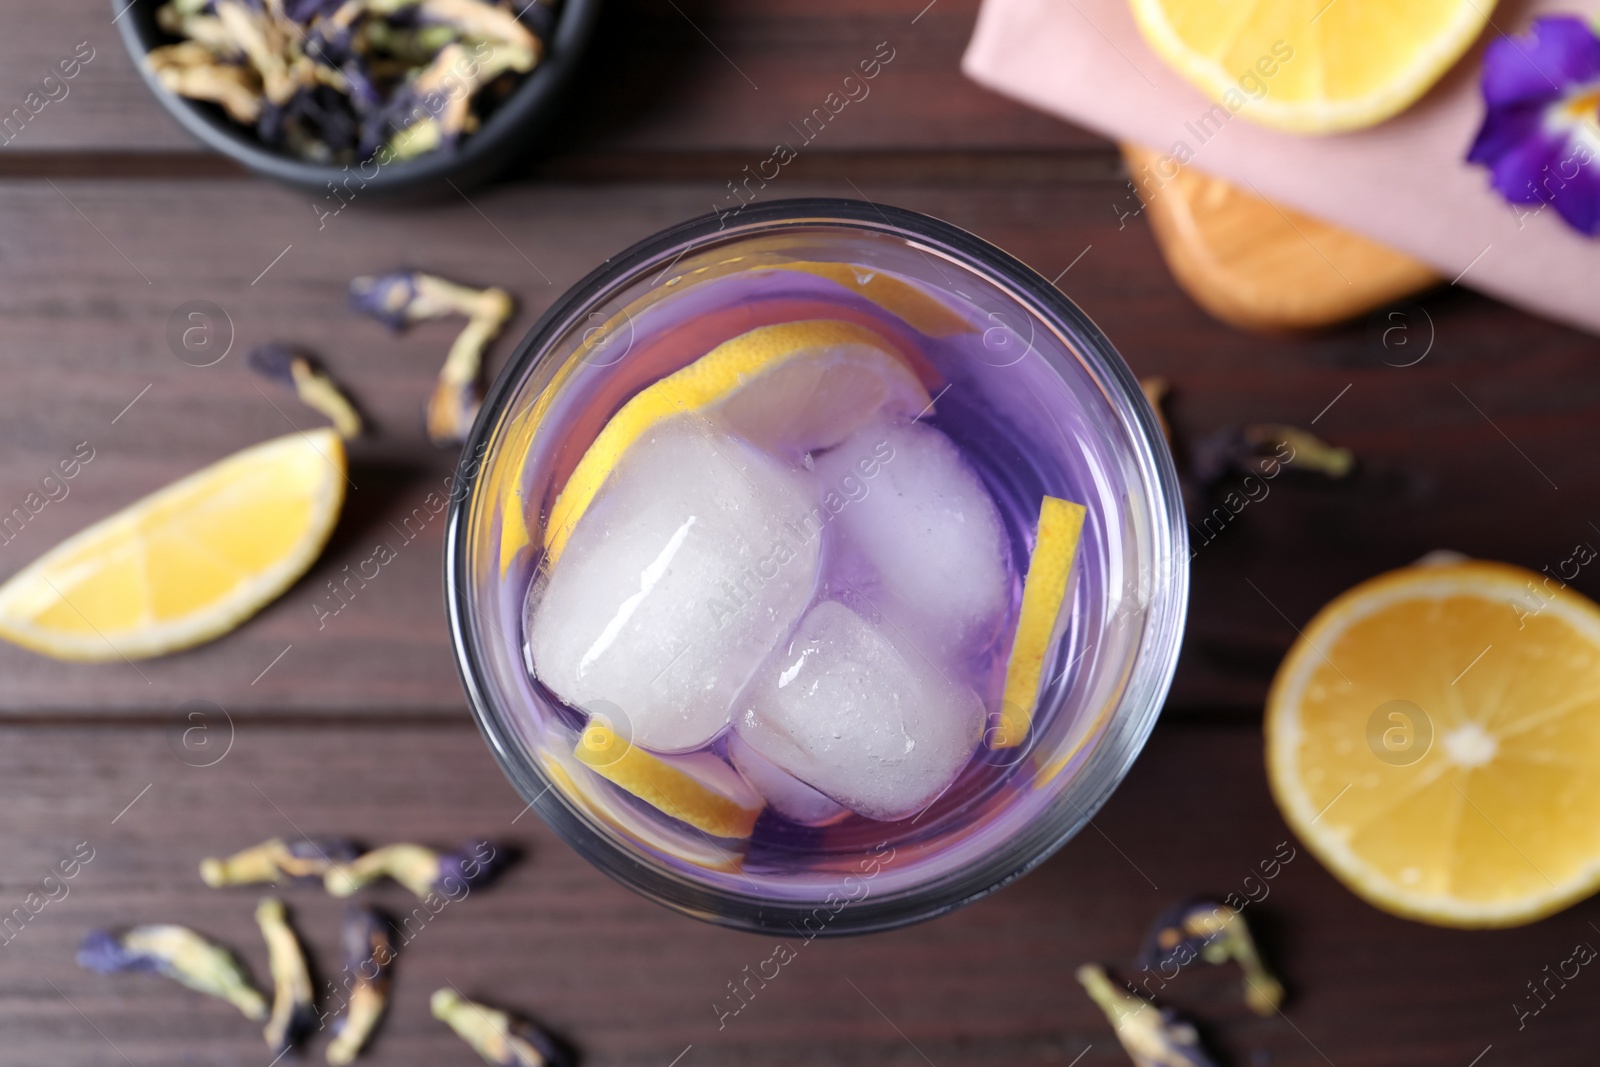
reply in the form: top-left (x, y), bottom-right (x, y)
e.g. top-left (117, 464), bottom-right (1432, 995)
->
top-left (445, 197), bottom-right (1190, 935)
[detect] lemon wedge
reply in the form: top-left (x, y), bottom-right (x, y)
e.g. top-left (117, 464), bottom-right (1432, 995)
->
top-left (755, 261), bottom-right (975, 338)
top-left (544, 319), bottom-right (929, 563)
top-left (1268, 559), bottom-right (1600, 927)
top-left (1129, 0), bottom-right (1496, 133)
top-left (0, 429), bottom-right (345, 661)
top-left (994, 496), bottom-right (1087, 748)
top-left (574, 724), bottom-right (764, 839)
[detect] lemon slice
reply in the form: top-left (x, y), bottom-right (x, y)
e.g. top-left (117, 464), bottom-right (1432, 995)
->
top-left (574, 724), bottom-right (764, 839)
top-left (544, 319), bottom-right (930, 563)
top-left (1129, 0), bottom-right (1496, 133)
top-left (993, 496), bottom-right (1087, 748)
top-left (0, 430), bottom-right (345, 661)
top-left (1268, 559), bottom-right (1600, 927)
top-left (754, 261), bottom-right (975, 338)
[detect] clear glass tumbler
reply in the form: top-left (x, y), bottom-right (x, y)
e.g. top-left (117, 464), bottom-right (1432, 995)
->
top-left (445, 198), bottom-right (1187, 934)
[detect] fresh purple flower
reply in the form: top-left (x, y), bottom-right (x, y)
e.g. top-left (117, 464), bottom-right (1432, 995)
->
top-left (1467, 15), bottom-right (1600, 235)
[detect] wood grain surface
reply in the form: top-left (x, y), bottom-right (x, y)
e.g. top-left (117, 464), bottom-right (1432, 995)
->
top-left (3, 0), bottom-right (1600, 1063)
top-left (7, 721), bottom-right (1595, 1066)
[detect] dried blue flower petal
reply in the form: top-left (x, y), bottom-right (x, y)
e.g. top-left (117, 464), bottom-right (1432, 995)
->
top-left (1077, 964), bottom-right (1215, 1067)
top-left (256, 898), bottom-right (316, 1054)
top-left (431, 987), bottom-right (569, 1067)
top-left (348, 271), bottom-right (423, 331)
top-left (78, 925), bottom-right (269, 1021)
top-left (325, 840), bottom-right (504, 899)
top-left (286, 0), bottom-right (347, 24)
top-left (347, 271), bottom-right (513, 446)
top-left (147, 42), bottom-right (263, 122)
top-left (325, 906), bottom-right (394, 1066)
top-left (347, 270), bottom-right (493, 327)
top-left (416, 0), bottom-right (540, 60)
top-left (1139, 898), bottom-right (1285, 1016)
top-left (154, 0), bottom-right (554, 163)
top-left (1242, 424), bottom-right (1353, 479)
top-left (1190, 422), bottom-right (1352, 485)
top-left (247, 343), bottom-right (364, 438)
top-left (200, 836), bottom-right (362, 887)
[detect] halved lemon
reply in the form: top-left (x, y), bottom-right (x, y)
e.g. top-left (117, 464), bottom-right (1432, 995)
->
top-left (1128, 0), bottom-right (1496, 133)
top-left (0, 429), bottom-right (345, 661)
top-left (993, 496), bottom-right (1087, 748)
top-left (1267, 559), bottom-right (1600, 927)
top-left (544, 319), bottom-right (930, 563)
top-left (574, 724), bottom-right (764, 839)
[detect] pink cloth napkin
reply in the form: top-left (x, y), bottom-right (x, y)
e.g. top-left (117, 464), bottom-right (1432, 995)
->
top-left (962, 0), bottom-right (1600, 335)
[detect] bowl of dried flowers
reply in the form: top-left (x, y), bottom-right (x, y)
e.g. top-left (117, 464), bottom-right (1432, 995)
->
top-left (114, 0), bottom-right (600, 193)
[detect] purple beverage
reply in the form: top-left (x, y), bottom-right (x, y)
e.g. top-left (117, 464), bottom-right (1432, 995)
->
top-left (447, 201), bottom-right (1186, 933)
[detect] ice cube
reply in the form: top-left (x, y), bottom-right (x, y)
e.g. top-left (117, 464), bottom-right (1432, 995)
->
top-left (734, 600), bottom-right (984, 821)
top-left (528, 417), bottom-right (822, 752)
top-left (812, 419), bottom-right (1010, 660)
top-left (727, 732), bottom-right (847, 827)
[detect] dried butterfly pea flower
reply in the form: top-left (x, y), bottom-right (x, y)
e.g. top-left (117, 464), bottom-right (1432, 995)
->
top-left (382, 36), bottom-right (531, 159)
top-left (347, 271), bottom-right (513, 445)
top-left (358, 19), bottom-right (462, 63)
top-left (417, 0), bottom-right (540, 59)
top-left (215, 0), bottom-right (302, 105)
top-left (427, 286), bottom-right (513, 444)
top-left (431, 987), bottom-right (570, 1067)
top-left (1076, 964), bottom-right (1216, 1067)
top-left (200, 836), bottom-right (362, 887)
top-left (1242, 423), bottom-right (1353, 479)
top-left (154, 0), bottom-right (554, 164)
top-left (256, 898), bottom-right (317, 1055)
top-left (325, 906), bottom-right (394, 1065)
top-left (154, 6), bottom-right (246, 60)
top-left (287, 0), bottom-right (349, 25)
top-left (77, 925), bottom-right (268, 1021)
top-left (147, 43), bottom-right (264, 123)
top-left (324, 840), bottom-right (505, 899)
top-left (247, 343), bottom-right (364, 438)
top-left (1139, 898), bottom-right (1285, 1016)
top-left (1190, 422), bottom-right (1352, 486)
top-left (348, 270), bottom-right (497, 328)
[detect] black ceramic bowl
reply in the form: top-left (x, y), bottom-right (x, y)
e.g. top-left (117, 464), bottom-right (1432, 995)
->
top-left (114, 0), bottom-right (600, 194)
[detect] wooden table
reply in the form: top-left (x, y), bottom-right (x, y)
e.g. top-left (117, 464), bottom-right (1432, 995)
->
top-left (3, 1), bottom-right (1598, 1063)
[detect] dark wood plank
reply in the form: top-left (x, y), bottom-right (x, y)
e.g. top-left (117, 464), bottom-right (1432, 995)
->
top-left (0, 0), bottom-right (1102, 164)
top-left (1, 177), bottom-right (1597, 717)
top-left (3, 719), bottom-right (1591, 1065)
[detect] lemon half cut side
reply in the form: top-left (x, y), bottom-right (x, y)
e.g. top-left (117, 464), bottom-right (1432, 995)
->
top-left (1129, 0), bottom-right (1497, 133)
top-left (1267, 559), bottom-right (1600, 927)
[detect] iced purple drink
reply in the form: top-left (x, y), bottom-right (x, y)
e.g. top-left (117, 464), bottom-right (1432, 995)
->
top-left (448, 201), bottom-right (1186, 933)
